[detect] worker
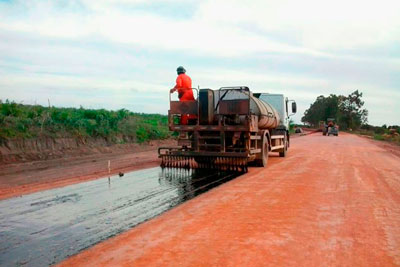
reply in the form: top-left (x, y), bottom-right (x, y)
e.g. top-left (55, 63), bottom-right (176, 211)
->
top-left (170, 66), bottom-right (195, 124)
top-left (170, 66), bottom-right (194, 101)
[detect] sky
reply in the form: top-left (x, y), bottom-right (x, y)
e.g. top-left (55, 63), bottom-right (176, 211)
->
top-left (0, 0), bottom-right (399, 126)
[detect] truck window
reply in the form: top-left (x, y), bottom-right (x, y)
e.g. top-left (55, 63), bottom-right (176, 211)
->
top-left (258, 94), bottom-right (284, 123)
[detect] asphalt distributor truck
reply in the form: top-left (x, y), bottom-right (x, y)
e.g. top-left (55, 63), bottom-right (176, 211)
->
top-left (159, 86), bottom-right (296, 172)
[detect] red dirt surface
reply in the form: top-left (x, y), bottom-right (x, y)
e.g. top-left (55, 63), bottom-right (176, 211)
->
top-left (0, 140), bottom-right (174, 200)
top-left (359, 135), bottom-right (400, 158)
top-left (59, 132), bottom-right (400, 266)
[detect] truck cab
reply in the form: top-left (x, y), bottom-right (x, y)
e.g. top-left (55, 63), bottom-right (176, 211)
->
top-left (254, 93), bottom-right (297, 145)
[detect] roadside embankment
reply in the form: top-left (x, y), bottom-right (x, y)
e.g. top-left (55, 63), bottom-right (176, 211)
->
top-left (0, 139), bottom-right (174, 200)
top-left (0, 136), bottom-right (163, 164)
top-left (0, 100), bottom-right (170, 164)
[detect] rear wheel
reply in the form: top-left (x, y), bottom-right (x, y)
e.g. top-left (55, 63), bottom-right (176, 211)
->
top-left (255, 134), bottom-right (269, 167)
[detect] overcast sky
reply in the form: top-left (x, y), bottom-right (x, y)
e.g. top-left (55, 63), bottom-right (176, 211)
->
top-left (0, 0), bottom-right (399, 125)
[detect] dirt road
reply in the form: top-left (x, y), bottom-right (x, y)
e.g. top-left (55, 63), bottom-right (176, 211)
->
top-left (60, 133), bottom-right (400, 266)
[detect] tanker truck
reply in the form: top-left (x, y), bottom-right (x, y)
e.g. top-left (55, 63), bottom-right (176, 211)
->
top-left (158, 86), bottom-right (297, 172)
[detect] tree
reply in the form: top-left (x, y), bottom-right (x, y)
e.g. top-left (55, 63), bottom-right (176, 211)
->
top-left (301, 94), bottom-right (339, 127)
top-left (302, 90), bottom-right (368, 130)
top-left (338, 90), bottom-right (368, 129)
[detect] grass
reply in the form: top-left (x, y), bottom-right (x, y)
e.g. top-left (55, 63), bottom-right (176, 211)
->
top-left (352, 128), bottom-right (400, 145)
top-left (0, 100), bottom-right (170, 143)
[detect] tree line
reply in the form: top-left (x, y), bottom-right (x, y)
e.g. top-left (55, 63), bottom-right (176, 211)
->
top-left (301, 90), bottom-right (368, 130)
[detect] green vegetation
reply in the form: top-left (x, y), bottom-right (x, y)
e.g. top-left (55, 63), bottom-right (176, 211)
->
top-left (301, 90), bottom-right (368, 130)
top-left (357, 124), bottom-right (400, 145)
top-left (0, 100), bottom-right (170, 143)
top-left (289, 119), bottom-right (295, 134)
top-left (373, 134), bottom-right (385, 141)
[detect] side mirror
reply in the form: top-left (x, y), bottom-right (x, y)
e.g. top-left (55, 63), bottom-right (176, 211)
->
top-left (292, 102), bottom-right (297, 114)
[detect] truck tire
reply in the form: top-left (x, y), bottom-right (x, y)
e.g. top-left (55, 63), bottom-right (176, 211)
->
top-left (279, 133), bottom-right (287, 157)
top-left (255, 134), bottom-right (269, 167)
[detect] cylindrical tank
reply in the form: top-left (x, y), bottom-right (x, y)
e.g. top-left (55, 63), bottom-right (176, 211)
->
top-left (250, 95), bottom-right (280, 129)
top-left (215, 89), bottom-right (280, 129)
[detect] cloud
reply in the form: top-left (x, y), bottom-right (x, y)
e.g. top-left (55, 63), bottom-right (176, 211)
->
top-left (197, 0), bottom-right (400, 50)
top-left (0, 72), bottom-right (170, 113)
top-left (0, 0), bottom-right (331, 58)
top-left (195, 69), bottom-right (329, 89)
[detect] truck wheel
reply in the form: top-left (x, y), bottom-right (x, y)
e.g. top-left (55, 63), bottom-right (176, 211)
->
top-left (255, 134), bottom-right (268, 167)
top-left (279, 134), bottom-right (287, 157)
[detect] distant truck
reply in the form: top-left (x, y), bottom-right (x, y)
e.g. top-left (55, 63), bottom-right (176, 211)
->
top-left (159, 86), bottom-right (297, 171)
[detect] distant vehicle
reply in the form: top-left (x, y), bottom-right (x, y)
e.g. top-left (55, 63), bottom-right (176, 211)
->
top-left (295, 127), bottom-right (303, 133)
top-left (322, 118), bottom-right (339, 136)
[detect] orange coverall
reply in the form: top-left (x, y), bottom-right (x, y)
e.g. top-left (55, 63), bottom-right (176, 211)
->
top-left (174, 73), bottom-right (195, 124)
top-left (175, 73), bottom-right (194, 101)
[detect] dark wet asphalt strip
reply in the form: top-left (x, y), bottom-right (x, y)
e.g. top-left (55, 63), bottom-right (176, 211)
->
top-left (0, 167), bottom-right (239, 266)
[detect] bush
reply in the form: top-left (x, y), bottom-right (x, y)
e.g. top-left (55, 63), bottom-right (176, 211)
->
top-left (373, 134), bottom-right (384, 141)
top-left (0, 100), bottom-right (170, 143)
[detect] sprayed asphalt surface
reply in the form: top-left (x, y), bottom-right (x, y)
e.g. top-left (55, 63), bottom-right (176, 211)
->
top-left (0, 167), bottom-right (240, 266)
